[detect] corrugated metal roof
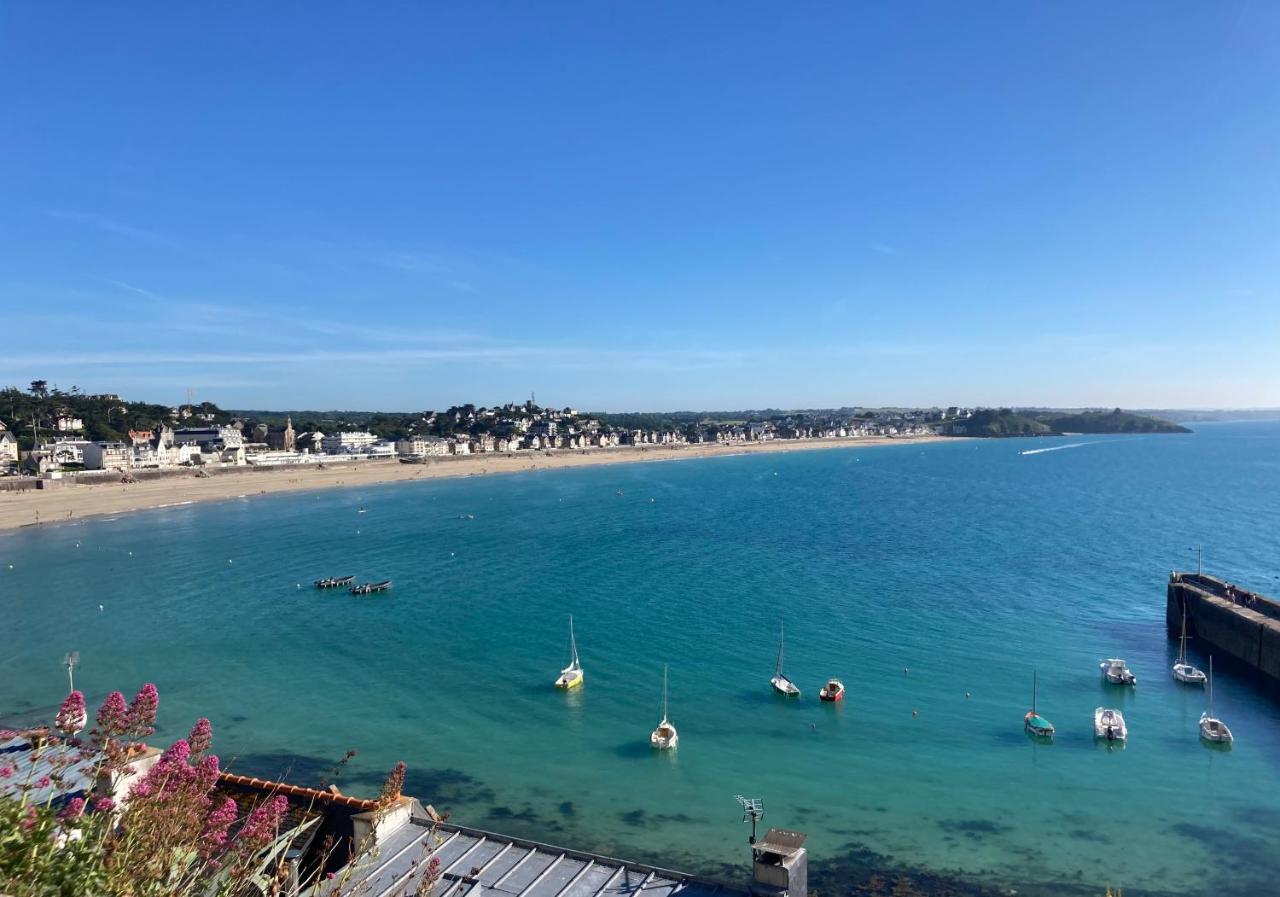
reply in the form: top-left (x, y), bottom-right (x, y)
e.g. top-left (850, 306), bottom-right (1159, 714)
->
top-left (324, 812), bottom-right (742, 897)
top-left (0, 734), bottom-right (95, 807)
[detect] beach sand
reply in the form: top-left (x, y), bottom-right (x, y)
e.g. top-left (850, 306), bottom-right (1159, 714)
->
top-left (0, 435), bottom-right (955, 532)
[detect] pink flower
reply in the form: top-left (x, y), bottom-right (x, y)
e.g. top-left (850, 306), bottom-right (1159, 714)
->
top-left (20, 805), bottom-right (37, 832)
top-left (188, 718), bottom-right (213, 755)
top-left (58, 797), bottom-right (85, 822)
top-left (236, 795), bottom-right (288, 849)
top-left (92, 796), bottom-right (115, 813)
top-left (94, 692), bottom-right (129, 741)
top-left (127, 683), bottom-right (159, 739)
top-left (378, 761), bottom-right (407, 806)
top-left (159, 738), bottom-right (191, 767)
top-left (200, 797), bottom-right (239, 855)
top-left (0, 766), bottom-right (12, 779)
top-left (195, 754), bottom-right (220, 792)
top-left (36, 776), bottom-right (51, 789)
top-left (54, 691), bottom-right (87, 735)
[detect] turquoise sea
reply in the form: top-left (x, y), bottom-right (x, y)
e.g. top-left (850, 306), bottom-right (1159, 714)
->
top-left (4, 422), bottom-right (1280, 896)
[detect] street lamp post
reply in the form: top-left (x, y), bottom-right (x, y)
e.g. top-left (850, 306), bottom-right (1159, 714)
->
top-left (1187, 545), bottom-right (1202, 576)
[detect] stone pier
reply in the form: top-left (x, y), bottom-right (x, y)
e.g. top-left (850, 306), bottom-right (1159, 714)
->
top-left (1167, 572), bottom-right (1280, 686)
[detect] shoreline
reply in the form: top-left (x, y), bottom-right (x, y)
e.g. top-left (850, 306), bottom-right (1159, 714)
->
top-left (0, 435), bottom-right (956, 533)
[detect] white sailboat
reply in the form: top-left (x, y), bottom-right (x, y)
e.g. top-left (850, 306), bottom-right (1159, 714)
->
top-left (1199, 656), bottom-right (1233, 744)
top-left (1094, 707), bottom-right (1128, 741)
top-left (770, 621), bottom-right (801, 697)
top-left (650, 664), bottom-right (678, 749)
top-left (1172, 604), bottom-right (1206, 685)
top-left (554, 614), bottom-right (584, 689)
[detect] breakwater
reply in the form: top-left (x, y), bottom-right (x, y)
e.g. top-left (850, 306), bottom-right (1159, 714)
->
top-left (1167, 572), bottom-right (1280, 686)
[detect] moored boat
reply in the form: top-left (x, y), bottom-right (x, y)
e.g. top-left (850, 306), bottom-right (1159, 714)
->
top-left (314, 575), bottom-right (356, 589)
top-left (650, 664), bottom-right (678, 750)
top-left (1100, 658), bottom-right (1137, 686)
top-left (770, 622), bottom-right (801, 697)
top-left (819, 678), bottom-right (845, 702)
top-left (1024, 670), bottom-right (1054, 738)
top-left (1172, 604), bottom-right (1206, 685)
top-left (1199, 656), bottom-right (1233, 745)
top-left (1094, 707), bottom-right (1127, 741)
top-left (350, 580), bottom-right (392, 595)
top-left (554, 614), bottom-right (584, 689)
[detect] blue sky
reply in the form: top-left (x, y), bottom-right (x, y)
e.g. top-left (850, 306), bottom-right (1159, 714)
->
top-left (1, 3), bottom-right (1276, 411)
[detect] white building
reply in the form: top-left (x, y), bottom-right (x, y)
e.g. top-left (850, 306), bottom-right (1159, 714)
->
top-left (83, 442), bottom-right (133, 472)
top-left (396, 437), bottom-right (450, 457)
top-left (0, 431), bottom-right (18, 470)
top-left (321, 431), bottom-right (379, 454)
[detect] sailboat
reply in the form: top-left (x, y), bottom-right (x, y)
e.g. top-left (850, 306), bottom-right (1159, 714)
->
top-left (770, 621), bottom-right (801, 697)
top-left (554, 614), bottom-right (584, 689)
top-left (650, 665), bottom-right (678, 749)
top-left (1023, 670), bottom-right (1055, 738)
top-left (1199, 656), bottom-right (1233, 744)
top-left (1172, 604), bottom-right (1206, 685)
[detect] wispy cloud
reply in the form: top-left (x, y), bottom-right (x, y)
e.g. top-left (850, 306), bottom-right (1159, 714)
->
top-left (871, 242), bottom-right (899, 256)
top-left (46, 210), bottom-right (179, 248)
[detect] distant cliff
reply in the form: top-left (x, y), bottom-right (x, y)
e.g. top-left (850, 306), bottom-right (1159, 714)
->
top-left (952, 408), bottom-right (1189, 437)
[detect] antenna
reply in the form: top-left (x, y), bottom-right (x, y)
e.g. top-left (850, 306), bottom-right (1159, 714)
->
top-left (64, 651), bottom-right (79, 692)
top-left (735, 795), bottom-right (764, 845)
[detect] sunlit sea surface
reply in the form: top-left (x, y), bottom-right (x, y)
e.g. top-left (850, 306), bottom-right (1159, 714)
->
top-left (4, 422), bottom-right (1280, 896)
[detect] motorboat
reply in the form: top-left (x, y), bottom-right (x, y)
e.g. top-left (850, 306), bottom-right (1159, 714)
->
top-left (770, 621), bottom-right (801, 697)
top-left (650, 665), bottom-right (678, 749)
top-left (1199, 657), bottom-right (1233, 744)
top-left (1024, 670), bottom-right (1054, 739)
top-left (350, 580), bottom-right (392, 595)
top-left (1100, 658), bottom-right (1136, 686)
top-left (554, 614), bottom-right (584, 689)
top-left (819, 678), bottom-right (845, 702)
top-left (1094, 707), bottom-right (1128, 741)
top-left (314, 575), bottom-right (355, 589)
top-left (1172, 604), bottom-right (1206, 685)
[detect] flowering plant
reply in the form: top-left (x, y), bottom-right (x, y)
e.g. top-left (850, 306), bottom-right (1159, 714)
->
top-left (0, 685), bottom-right (364, 897)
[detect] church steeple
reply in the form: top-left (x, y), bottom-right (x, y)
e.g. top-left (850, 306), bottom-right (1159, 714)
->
top-left (283, 416), bottom-right (296, 453)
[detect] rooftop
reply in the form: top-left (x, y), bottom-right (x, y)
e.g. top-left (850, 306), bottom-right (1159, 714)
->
top-left (324, 808), bottom-right (743, 897)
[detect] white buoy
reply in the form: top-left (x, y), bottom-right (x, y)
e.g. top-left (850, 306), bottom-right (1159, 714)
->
top-left (98, 604), bottom-right (104, 612)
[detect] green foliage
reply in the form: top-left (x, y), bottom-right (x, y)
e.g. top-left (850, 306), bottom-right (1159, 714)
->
top-left (0, 384), bottom-right (232, 448)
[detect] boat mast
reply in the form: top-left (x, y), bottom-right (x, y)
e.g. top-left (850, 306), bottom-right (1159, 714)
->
top-left (1032, 669), bottom-right (1037, 713)
top-left (661, 664), bottom-right (669, 724)
top-left (1208, 656), bottom-right (1214, 716)
top-left (569, 614), bottom-right (579, 669)
top-left (1179, 603), bottom-right (1188, 665)
top-left (776, 621), bottom-right (785, 676)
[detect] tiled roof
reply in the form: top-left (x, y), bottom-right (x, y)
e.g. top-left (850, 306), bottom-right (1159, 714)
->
top-left (322, 812), bottom-right (741, 897)
top-left (216, 772), bottom-right (380, 812)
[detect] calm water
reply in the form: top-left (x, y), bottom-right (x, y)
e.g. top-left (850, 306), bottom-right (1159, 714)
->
top-left (4, 423), bottom-right (1280, 896)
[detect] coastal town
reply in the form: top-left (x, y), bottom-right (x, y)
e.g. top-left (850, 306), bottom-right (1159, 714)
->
top-left (0, 383), bottom-right (961, 479)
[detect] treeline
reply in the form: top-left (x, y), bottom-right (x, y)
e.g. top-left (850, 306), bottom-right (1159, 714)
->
top-left (0, 382), bottom-right (232, 449)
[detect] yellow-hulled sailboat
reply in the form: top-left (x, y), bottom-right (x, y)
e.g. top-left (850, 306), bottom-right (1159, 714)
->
top-left (555, 614), bottom-right (584, 689)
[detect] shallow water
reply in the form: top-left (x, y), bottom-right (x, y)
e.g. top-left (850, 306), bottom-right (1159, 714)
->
top-left (3, 422), bottom-right (1280, 896)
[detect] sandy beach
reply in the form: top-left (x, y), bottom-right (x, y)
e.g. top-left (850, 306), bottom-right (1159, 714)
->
top-left (0, 435), bottom-right (955, 533)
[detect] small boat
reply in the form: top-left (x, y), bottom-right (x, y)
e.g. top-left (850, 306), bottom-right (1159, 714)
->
top-left (1100, 658), bottom-right (1137, 686)
top-left (819, 678), bottom-right (845, 702)
top-left (1024, 670), bottom-right (1054, 738)
top-left (554, 614), bottom-right (584, 689)
top-left (1094, 707), bottom-right (1128, 741)
top-left (1199, 656), bottom-right (1233, 744)
top-left (1172, 604), bottom-right (1206, 685)
top-left (650, 664), bottom-right (678, 750)
top-left (314, 575), bottom-right (356, 589)
top-left (770, 621), bottom-right (801, 697)
top-left (350, 580), bottom-right (392, 595)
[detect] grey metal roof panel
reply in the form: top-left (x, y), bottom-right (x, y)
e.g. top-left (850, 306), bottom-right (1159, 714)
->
top-left (324, 816), bottom-right (745, 897)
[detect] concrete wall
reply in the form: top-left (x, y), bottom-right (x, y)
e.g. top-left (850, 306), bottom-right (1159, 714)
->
top-left (1168, 573), bottom-right (1280, 688)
